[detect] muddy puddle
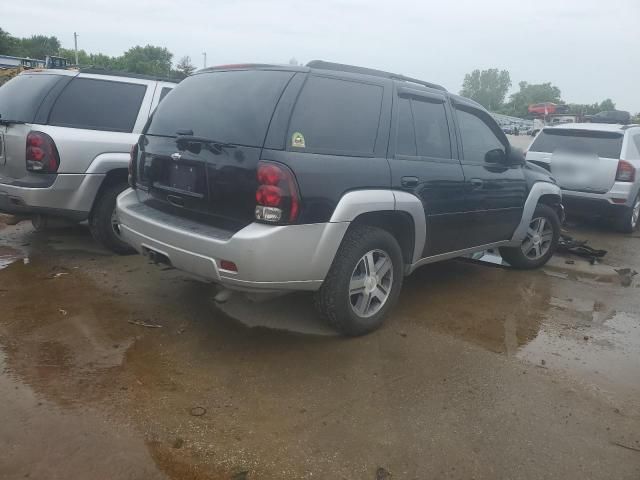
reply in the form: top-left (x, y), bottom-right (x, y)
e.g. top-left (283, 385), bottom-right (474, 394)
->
top-left (0, 245), bottom-right (25, 270)
top-left (1, 220), bottom-right (639, 478)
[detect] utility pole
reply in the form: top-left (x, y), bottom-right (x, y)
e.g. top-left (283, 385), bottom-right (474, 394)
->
top-left (202, 52), bottom-right (207, 69)
top-left (73, 32), bottom-right (79, 66)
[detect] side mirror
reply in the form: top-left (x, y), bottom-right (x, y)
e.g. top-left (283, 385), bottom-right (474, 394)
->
top-left (484, 148), bottom-right (506, 164)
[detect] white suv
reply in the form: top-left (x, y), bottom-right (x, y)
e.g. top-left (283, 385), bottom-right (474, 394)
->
top-left (526, 123), bottom-right (640, 232)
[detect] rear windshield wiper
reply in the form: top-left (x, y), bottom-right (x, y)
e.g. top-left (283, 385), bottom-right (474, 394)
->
top-left (175, 131), bottom-right (237, 154)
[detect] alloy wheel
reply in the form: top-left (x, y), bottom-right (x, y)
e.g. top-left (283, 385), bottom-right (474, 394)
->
top-left (348, 249), bottom-right (393, 318)
top-left (521, 216), bottom-right (553, 260)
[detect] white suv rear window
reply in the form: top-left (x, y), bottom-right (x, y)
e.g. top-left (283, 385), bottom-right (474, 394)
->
top-left (530, 129), bottom-right (623, 158)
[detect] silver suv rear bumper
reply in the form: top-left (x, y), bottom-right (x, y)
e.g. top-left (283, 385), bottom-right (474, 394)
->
top-left (116, 188), bottom-right (349, 292)
top-left (0, 173), bottom-right (105, 220)
top-left (561, 181), bottom-right (637, 207)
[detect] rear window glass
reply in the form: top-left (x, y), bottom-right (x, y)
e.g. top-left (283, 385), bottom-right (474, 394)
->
top-left (288, 76), bottom-right (383, 155)
top-left (0, 74), bottom-right (62, 123)
top-left (49, 78), bottom-right (146, 132)
top-left (147, 70), bottom-right (293, 147)
top-left (411, 99), bottom-right (451, 158)
top-left (396, 97), bottom-right (416, 156)
top-left (530, 129), bottom-right (623, 158)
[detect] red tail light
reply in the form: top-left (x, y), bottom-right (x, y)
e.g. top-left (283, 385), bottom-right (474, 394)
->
top-left (255, 161), bottom-right (300, 223)
top-left (615, 160), bottom-right (635, 182)
top-left (26, 132), bottom-right (59, 173)
top-left (128, 143), bottom-right (138, 188)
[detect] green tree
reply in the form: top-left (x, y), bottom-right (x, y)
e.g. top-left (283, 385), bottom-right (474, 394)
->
top-left (502, 81), bottom-right (562, 117)
top-left (460, 68), bottom-right (512, 111)
top-left (0, 27), bottom-right (20, 56)
top-left (176, 56), bottom-right (196, 76)
top-left (567, 98), bottom-right (617, 116)
top-left (114, 45), bottom-right (173, 76)
top-left (58, 47), bottom-right (116, 69)
top-left (19, 34), bottom-right (61, 59)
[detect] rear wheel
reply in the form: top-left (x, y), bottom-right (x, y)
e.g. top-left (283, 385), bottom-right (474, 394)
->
top-left (614, 194), bottom-right (640, 233)
top-left (499, 204), bottom-right (560, 269)
top-left (315, 225), bottom-right (404, 336)
top-left (89, 181), bottom-right (135, 255)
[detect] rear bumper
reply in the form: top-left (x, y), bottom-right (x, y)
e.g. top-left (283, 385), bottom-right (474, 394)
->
top-left (562, 182), bottom-right (636, 207)
top-left (116, 188), bottom-right (349, 292)
top-left (561, 182), bottom-right (637, 216)
top-left (0, 173), bottom-right (105, 220)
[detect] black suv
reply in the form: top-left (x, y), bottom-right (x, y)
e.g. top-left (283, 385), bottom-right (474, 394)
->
top-left (117, 61), bottom-right (562, 335)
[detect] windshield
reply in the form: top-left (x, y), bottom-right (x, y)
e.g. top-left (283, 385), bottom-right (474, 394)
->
top-left (0, 74), bottom-right (63, 123)
top-left (530, 129), bottom-right (623, 158)
top-left (146, 70), bottom-right (294, 147)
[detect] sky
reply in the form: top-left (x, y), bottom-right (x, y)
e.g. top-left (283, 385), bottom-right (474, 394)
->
top-left (3, 0), bottom-right (639, 112)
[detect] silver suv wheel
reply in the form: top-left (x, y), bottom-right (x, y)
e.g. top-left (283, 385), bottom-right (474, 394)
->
top-left (521, 216), bottom-right (554, 260)
top-left (110, 207), bottom-right (122, 237)
top-left (631, 197), bottom-right (640, 230)
top-left (349, 249), bottom-right (393, 318)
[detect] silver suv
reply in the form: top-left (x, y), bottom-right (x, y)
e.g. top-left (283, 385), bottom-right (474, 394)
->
top-left (0, 69), bottom-right (176, 252)
top-left (526, 123), bottom-right (640, 232)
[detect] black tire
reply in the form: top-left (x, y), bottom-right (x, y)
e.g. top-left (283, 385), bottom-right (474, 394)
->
top-left (315, 225), bottom-right (404, 336)
top-left (613, 194), bottom-right (640, 233)
top-left (499, 204), bottom-right (560, 269)
top-left (89, 182), bottom-right (135, 255)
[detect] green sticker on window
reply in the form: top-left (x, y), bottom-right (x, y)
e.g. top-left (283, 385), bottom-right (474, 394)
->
top-left (291, 131), bottom-right (306, 148)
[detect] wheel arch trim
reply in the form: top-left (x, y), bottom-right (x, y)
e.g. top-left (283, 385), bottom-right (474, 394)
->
top-left (510, 181), bottom-right (562, 244)
top-left (329, 189), bottom-right (426, 264)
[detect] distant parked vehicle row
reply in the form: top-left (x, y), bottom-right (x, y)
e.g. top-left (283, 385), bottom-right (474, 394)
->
top-left (0, 69), bottom-right (177, 252)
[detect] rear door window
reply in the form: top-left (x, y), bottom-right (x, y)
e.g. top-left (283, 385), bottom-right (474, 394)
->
top-left (530, 129), bottom-right (623, 158)
top-left (395, 97), bottom-right (416, 156)
top-left (48, 78), bottom-right (146, 132)
top-left (288, 75), bottom-right (383, 155)
top-left (147, 70), bottom-right (293, 147)
top-left (411, 98), bottom-right (451, 159)
top-left (0, 74), bottom-right (63, 123)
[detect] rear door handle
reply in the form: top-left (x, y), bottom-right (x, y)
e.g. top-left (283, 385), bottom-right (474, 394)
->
top-left (470, 178), bottom-right (484, 189)
top-left (401, 176), bottom-right (419, 188)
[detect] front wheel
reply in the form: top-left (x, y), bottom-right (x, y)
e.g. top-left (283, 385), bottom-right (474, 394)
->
top-left (499, 204), bottom-right (560, 269)
top-left (315, 225), bottom-right (404, 336)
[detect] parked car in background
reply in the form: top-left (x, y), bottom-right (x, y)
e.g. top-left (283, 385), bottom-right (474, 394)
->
top-left (0, 69), bottom-right (177, 252)
top-left (117, 61), bottom-right (563, 335)
top-left (526, 123), bottom-right (640, 232)
top-left (585, 110), bottom-right (631, 125)
top-left (502, 124), bottom-right (514, 134)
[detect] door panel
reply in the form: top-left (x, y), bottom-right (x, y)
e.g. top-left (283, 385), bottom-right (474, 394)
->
top-left (388, 92), bottom-right (470, 257)
top-left (454, 107), bottom-right (526, 243)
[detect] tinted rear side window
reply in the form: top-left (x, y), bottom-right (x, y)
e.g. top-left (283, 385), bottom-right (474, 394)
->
top-left (49, 78), bottom-right (146, 132)
top-left (147, 70), bottom-right (293, 147)
top-left (0, 74), bottom-right (62, 123)
top-left (530, 129), bottom-right (623, 158)
top-left (411, 99), bottom-right (451, 158)
top-left (288, 76), bottom-right (383, 155)
top-left (396, 97), bottom-right (416, 156)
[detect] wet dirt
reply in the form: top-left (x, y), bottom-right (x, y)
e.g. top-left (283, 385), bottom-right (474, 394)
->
top-left (0, 219), bottom-right (639, 479)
